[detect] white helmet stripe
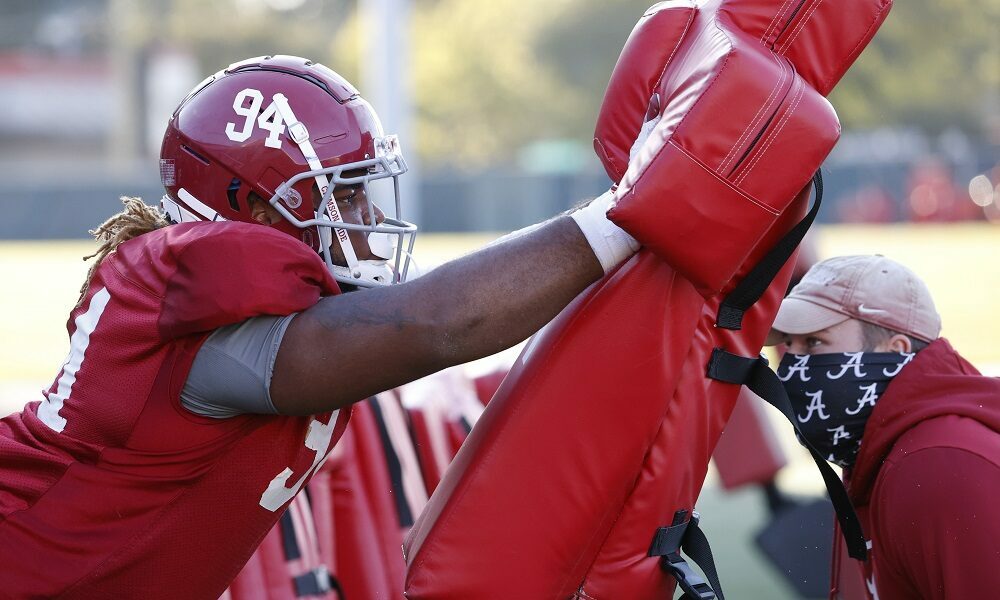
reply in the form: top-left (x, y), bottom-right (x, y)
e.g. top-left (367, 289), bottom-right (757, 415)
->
top-left (178, 188), bottom-right (227, 221)
top-left (271, 93), bottom-right (360, 274)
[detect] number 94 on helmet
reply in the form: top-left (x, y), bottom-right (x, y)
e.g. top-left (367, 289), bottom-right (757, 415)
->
top-left (159, 54), bottom-right (417, 287)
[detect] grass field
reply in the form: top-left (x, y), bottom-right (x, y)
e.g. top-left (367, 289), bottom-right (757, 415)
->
top-left (3, 223), bottom-right (996, 401)
top-left (0, 224), bottom-right (996, 599)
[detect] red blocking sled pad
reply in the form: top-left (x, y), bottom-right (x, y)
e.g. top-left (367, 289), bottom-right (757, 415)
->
top-left (404, 1), bottom-right (891, 598)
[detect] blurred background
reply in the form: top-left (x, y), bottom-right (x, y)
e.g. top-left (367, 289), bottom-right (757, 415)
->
top-left (0, 0), bottom-right (997, 598)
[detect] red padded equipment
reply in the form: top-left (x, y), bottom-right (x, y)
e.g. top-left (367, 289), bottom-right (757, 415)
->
top-left (712, 388), bottom-right (788, 490)
top-left (601, 0), bottom-right (889, 296)
top-left (407, 408), bottom-right (445, 495)
top-left (595, 0), bottom-right (888, 295)
top-left (347, 401), bottom-right (411, 592)
top-left (306, 470), bottom-right (340, 591)
top-left (472, 368), bottom-right (509, 407)
top-left (322, 426), bottom-right (397, 600)
top-left (404, 1), bottom-right (890, 598)
top-left (225, 494), bottom-right (338, 600)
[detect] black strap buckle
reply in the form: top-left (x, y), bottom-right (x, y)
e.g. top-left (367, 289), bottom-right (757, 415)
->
top-left (664, 554), bottom-right (716, 600)
top-left (649, 510), bottom-right (722, 600)
top-left (705, 348), bottom-right (869, 561)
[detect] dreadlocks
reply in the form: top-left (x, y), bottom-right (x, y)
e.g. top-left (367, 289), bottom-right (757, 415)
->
top-left (77, 197), bottom-right (170, 306)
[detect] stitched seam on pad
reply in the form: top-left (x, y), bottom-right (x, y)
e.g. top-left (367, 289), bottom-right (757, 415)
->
top-left (783, 0), bottom-right (821, 52)
top-left (760, 0), bottom-right (790, 43)
top-left (734, 80), bottom-right (804, 187)
top-left (761, 0), bottom-right (798, 45)
top-left (718, 52), bottom-right (783, 171)
top-left (659, 15), bottom-right (735, 162)
top-left (735, 78), bottom-right (805, 189)
top-left (622, 6), bottom-right (698, 189)
top-left (732, 59), bottom-right (798, 186)
top-left (673, 140), bottom-right (779, 215)
top-left (778, 0), bottom-right (824, 54)
top-left (733, 65), bottom-right (799, 186)
top-left (653, 7), bottom-right (698, 87)
top-left (718, 51), bottom-right (787, 172)
top-left (775, 0), bottom-right (811, 53)
top-left (718, 51), bottom-right (785, 171)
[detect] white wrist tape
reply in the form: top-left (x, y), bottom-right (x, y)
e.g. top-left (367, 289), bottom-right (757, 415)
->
top-left (571, 190), bottom-right (640, 274)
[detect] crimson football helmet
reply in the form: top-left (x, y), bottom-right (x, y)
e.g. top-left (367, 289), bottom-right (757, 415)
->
top-left (159, 55), bottom-right (416, 287)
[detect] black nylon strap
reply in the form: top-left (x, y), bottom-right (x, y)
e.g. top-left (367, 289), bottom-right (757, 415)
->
top-left (649, 524), bottom-right (688, 558)
top-left (680, 521), bottom-right (724, 600)
top-left (368, 397), bottom-right (415, 528)
top-left (279, 509), bottom-right (301, 561)
top-left (706, 349), bottom-right (869, 560)
top-left (649, 511), bottom-right (725, 600)
top-left (716, 170), bottom-right (824, 330)
top-left (705, 348), bottom-right (763, 383)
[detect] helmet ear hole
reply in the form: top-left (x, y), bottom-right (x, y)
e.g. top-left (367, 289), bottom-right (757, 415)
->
top-left (226, 179), bottom-right (242, 212)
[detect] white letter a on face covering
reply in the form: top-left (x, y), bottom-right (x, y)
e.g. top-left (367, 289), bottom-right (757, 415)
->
top-left (846, 383), bottom-right (879, 415)
top-left (883, 352), bottom-right (914, 377)
top-left (779, 355), bottom-right (812, 382)
top-left (828, 352), bottom-right (867, 379)
top-left (797, 390), bottom-right (830, 423)
top-left (827, 425), bottom-right (852, 446)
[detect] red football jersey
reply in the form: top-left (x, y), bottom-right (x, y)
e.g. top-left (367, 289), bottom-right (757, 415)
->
top-left (0, 222), bottom-right (350, 598)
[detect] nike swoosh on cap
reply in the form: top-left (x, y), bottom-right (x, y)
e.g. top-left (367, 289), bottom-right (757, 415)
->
top-left (857, 304), bottom-right (888, 315)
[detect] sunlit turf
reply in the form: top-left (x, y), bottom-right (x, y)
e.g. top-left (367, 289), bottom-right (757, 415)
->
top-left (814, 223), bottom-right (999, 371)
top-left (0, 225), bottom-right (994, 599)
top-left (3, 224), bottom-right (996, 385)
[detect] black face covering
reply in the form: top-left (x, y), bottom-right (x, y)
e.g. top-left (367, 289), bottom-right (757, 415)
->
top-left (776, 351), bottom-right (914, 468)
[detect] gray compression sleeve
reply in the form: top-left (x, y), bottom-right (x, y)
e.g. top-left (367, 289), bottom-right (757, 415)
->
top-left (180, 314), bottom-right (296, 418)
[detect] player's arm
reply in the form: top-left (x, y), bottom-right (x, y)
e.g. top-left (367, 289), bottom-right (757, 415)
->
top-left (270, 213), bottom-right (619, 416)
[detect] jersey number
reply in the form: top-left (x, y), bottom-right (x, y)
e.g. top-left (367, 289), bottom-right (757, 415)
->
top-left (38, 287), bottom-right (113, 433)
top-left (39, 285), bottom-right (334, 511)
top-left (225, 88), bottom-right (286, 149)
top-left (259, 412), bottom-right (339, 512)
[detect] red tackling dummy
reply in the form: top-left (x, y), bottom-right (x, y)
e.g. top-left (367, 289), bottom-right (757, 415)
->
top-left (403, 1), bottom-right (891, 598)
top-left (602, 0), bottom-right (889, 295)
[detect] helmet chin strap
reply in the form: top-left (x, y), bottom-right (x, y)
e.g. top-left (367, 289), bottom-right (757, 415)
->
top-left (271, 93), bottom-right (362, 280)
top-left (334, 261), bottom-right (395, 287)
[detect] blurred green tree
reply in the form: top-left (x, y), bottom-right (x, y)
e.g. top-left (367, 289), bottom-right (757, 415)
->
top-left (126, 0), bottom-right (996, 169)
top-left (828, 0), bottom-right (1000, 133)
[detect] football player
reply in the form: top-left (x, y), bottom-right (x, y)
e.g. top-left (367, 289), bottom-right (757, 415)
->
top-left (0, 55), bottom-right (640, 597)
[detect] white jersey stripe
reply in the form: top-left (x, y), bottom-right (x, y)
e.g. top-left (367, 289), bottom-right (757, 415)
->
top-left (38, 287), bottom-right (112, 433)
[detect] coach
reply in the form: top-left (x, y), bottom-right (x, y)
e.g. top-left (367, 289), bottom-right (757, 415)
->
top-left (768, 254), bottom-right (1000, 599)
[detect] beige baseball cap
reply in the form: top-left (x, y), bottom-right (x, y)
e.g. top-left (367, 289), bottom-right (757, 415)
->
top-left (767, 255), bottom-right (942, 344)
